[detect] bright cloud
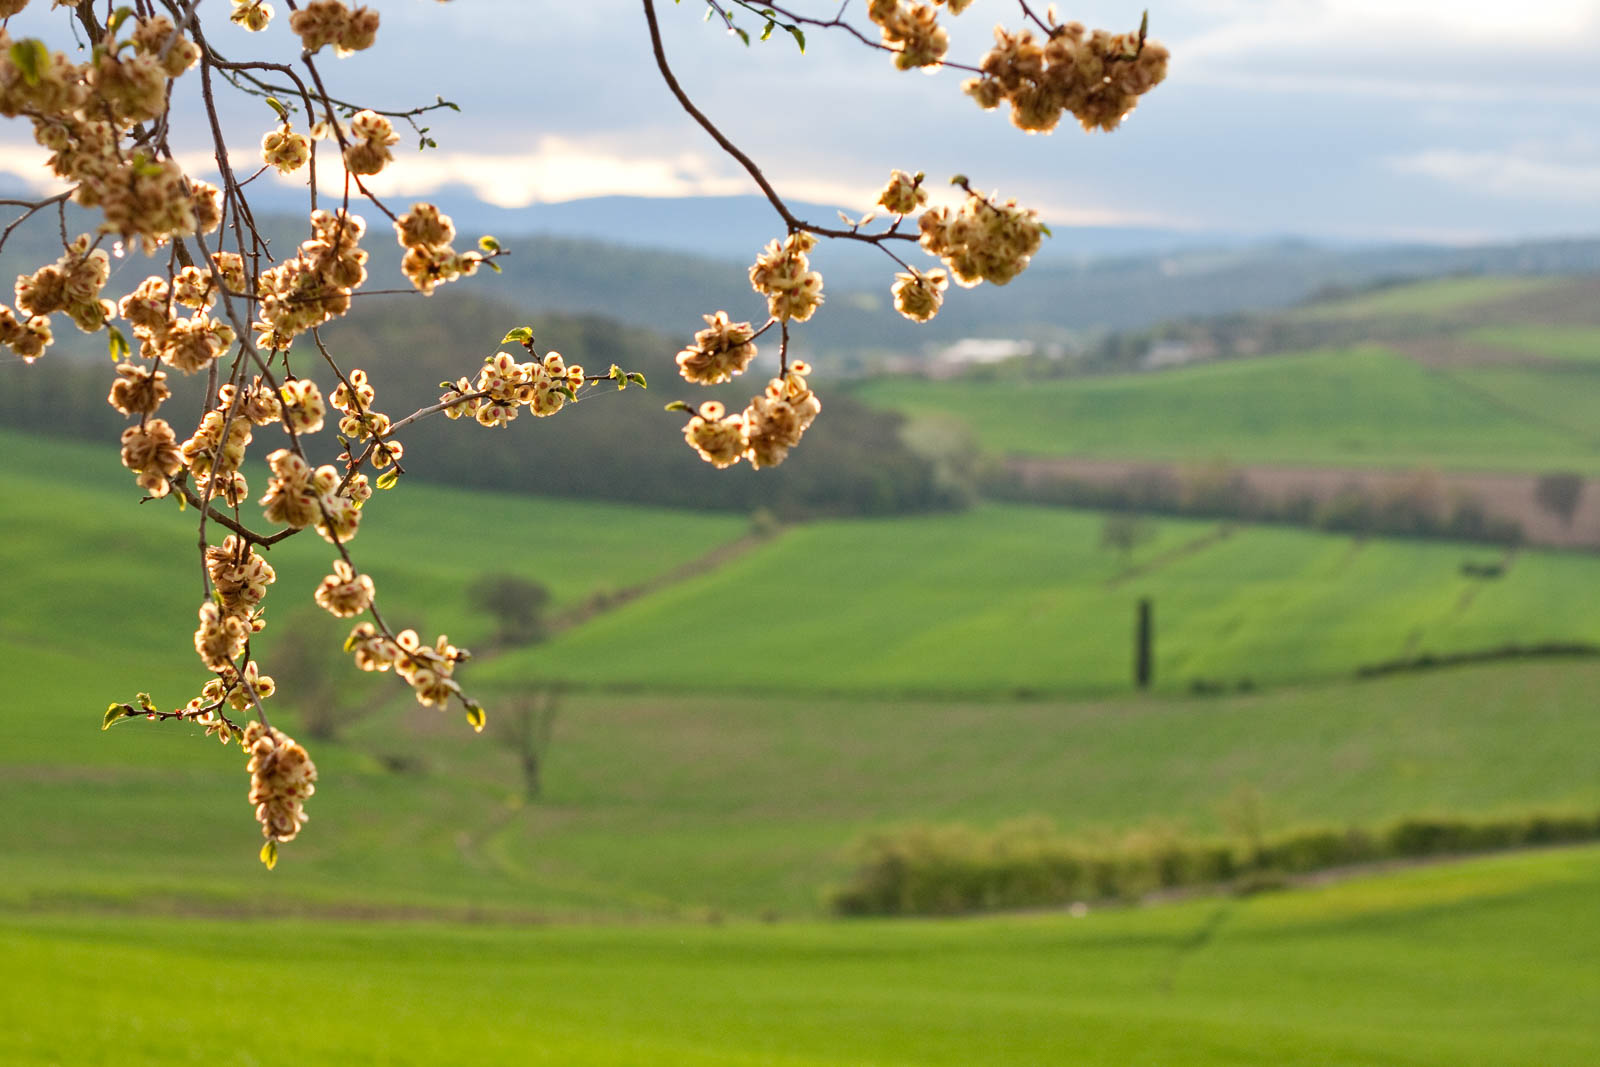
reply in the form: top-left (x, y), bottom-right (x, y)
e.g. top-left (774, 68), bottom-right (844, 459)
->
top-left (1390, 148), bottom-right (1600, 202)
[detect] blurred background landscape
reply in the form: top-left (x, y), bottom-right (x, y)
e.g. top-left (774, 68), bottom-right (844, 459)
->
top-left (3, 1), bottom-right (1600, 1063)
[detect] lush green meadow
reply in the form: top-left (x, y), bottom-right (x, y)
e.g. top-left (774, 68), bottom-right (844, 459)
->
top-left (853, 346), bottom-right (1600, 470)
top-left (4, 846), bottom-right (1598, 1066)
top-left (1467, 324), bottom-right (1600, 362)
top-left (481, 504), bottom-right (1600, 698)
top-left (1286, 276), bottom-right (1559, 320)
top-left (6, 422), bottom-right (1600, 1062)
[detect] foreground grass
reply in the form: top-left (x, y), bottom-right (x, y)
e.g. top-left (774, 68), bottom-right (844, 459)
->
top-left (853, 346), bottom-right (1600, 470)
top-left (2, 846), bottom-right (1597, 1066)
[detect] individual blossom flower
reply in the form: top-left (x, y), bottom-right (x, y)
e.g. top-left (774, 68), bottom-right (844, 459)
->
top-left (230, 1), bottom-right (274, 32)
top-left (195, 600), bottom-right (248, 671)
top-left (394, 203), bottom-right (454, 250)
top-left (343, 110), bottom-right (398, 175)
top-left (121, 418), bottom-right (183, 497)
top-left (0, 306), bottom-right (51, 363)
top-left (244, 721), bottom-right (317, 845)
top-left (261, 124), bottom-right (311, 174)
top-left (683, 401), bottom-right (746, 469)
top-left (315, 559), bottom-right (374, 618)
top-left (346, 621), bottom-right (397, 672)
top-left (107, 363), bottom-right (171, 416)
top-left (279, 378), bottom-right (326, 435)
top-left (892, 267), bottom-right (948, 323)
top-left (223, 660), bottom-right (277, 713)
top-left (868, 1), bottom-right (949, 70)
top-left (676, 311), bottom-right (758, 385)
top-left (877, 169), bottom-right (927, 216)
top-left (218, 376), bottom-right (282, 426)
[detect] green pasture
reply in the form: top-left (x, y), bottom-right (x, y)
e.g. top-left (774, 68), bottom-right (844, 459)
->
top-left (6, 427), bottom-right (1600, 917)
top-left (0, 427), bottom-right (742, 766)
top-left (3, 846), bottom-right (1598, 1066)
top-left (1287, 275), bottom-right (1558, 321)
top-left (1468, 324), bottom-right (1600, 362)
top-left (853, 346), bottom-right (1600, 470)
top-left (6, 656), bottom-right (1599, 918)
top-left (482, 505), bottom-right (1600, 698)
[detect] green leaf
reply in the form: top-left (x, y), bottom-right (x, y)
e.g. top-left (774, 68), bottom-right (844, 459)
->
top-left (107, 326), bottom-right (130, 362)
top-left (555, 382), bottom-right (577, 402)
top-left (265, 96), bottom-right (289, 122)
top-left (102, 703), bottom-right (132, 731)
top-left (625, 372), bottom-right (648, 389)
top-left (136, 692), bottom-right (155, 712)
top-left (664, 400), bottom-right (692, 414)
top-left (465, 701), bottom-right (487, 733)
top-left (9, 40), bottom-right (49, 88)
top-left (787, 25), bottom-right (805, 53)
top-left (760, 20), bottom-right (775, 41)
top-left (500, 326), bottom-right (534, 345)
top-left (609, 364), bottom-right (625, 391)
top-left (375, 469), bottom-right (399, 491)
top-left (487, 261), bottom-right (502, 274)
top-left (107, 7), bottom-right (135, 37)
top-left (478, 235), bottom-right (500, 253)
top-left (1038, 223), bottom-right (1053, 238)
top-left (175, 492), bottom-right (185, 512)
top-left (260, 840), bottom-right (278, 871)
top-left (734, 26), bottom-right (750, 46)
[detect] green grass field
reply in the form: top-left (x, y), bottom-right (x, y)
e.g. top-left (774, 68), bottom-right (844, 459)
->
top-left (479, 505), bottom-right (1600, 698)
top-left (1288, 276), bottom-right (1559, 321)
top-left (3, 846), bottom-right (1597, 1066)
top-left (852, 346), bottom-right (1600, 470)
top-left (1467, 324), bottom-right (1600, 362)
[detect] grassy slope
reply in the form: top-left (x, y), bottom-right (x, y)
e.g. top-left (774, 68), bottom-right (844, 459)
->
top-left (7, 658), bottom-right (1599, 918)
top-left (481, 506), bottom-right (1600, 698)
top-left (6, 430), bottom-right (1600, 916)
top-left (3, 847), bottom-right (1598, 1066)
top-left (852, 347), bottom-right (1600, 471)
top-left (1286, 276), bottom-right (1559, 320)
top-left (1467, 324), bottom-right (1600, 362)
top-left (0, 427), bottom-right (743, 767)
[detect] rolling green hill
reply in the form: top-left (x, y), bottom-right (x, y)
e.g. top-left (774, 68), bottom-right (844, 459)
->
top-left (479, 504), bottom-right (1600, 699)
top-left (4, 431), bottom-right (1600, 918)
top-left (852, 346), bottom-right (1600, 471)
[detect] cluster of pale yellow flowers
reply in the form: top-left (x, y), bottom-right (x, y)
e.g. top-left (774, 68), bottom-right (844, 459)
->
top-left (675, 311), bottom-right (760, 385)
top-left (440, 348), bottom-right (583, 428)
top-left (254, 209), bottom-right (369, 351)
top-left (288, 0), bottom-right (380, 56)
top-left (394, 202), bottom-right (483, 296)
top-left (245, 722), bottom-right (318, 852)
top-left (260, 447), bottom-right (364, 544)
top-left (343, 109), bottom-right (399, 176)
top-left (682, 361), bottom-right (822, 470)
top-left (749, 232), bottom-right (825, 324)
top-left (919, 184), bottom-right (1046, 287)
top-left (345, 623), bottom-right (468, 710)
top-left (867, 0), bottom-right (973, 70)
top-left (964, 21), bottom-right (1170, 133)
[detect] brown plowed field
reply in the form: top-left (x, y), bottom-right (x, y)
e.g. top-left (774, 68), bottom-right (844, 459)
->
top-left (1006, 455), bottom-right (1600, 550)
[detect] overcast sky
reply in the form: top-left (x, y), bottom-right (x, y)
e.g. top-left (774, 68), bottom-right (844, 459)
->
top-left (3, 0), bottom-right (1599, 243)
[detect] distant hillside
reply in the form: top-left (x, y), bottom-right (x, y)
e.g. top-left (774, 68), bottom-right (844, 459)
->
top-left (7, 197), bottom-right (1600, 373)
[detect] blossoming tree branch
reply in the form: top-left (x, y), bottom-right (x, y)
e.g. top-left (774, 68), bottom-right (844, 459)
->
top-left (0, 0), bottom-right (1167, 868)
